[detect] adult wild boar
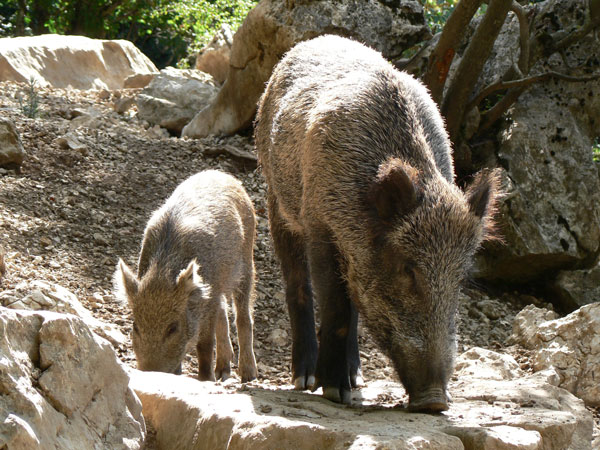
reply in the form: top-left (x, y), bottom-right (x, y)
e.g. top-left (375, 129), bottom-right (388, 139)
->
top-left (255, 35), bottom-right (499, 411)
top-left (114, 170), bottom-right (258, 382)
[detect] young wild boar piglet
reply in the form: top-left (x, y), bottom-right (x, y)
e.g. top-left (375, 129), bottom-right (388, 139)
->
top-left (255, 35), bottom-right (500, 412)
top-left (114, 170), bottom-right (258, 382)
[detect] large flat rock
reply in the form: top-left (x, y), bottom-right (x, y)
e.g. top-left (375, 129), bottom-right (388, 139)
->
top-left (0, 34), bottom-right (158, 90)
top-left (130, 347), bottom-right (592, 449)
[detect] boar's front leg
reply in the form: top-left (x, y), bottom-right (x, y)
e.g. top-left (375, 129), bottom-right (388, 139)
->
top-left (268, 192), bottom-right (318, 390)
top-left (307, 226), bottom-right (354, 405)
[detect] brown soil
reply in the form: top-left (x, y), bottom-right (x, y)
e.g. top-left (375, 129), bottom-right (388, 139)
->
top-left (0, 80), bottom-right (597, 443)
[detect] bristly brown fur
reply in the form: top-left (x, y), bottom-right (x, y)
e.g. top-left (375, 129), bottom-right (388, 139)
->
top-left (113, 170), bottom-right (258, 382)
top-left (255, 34), bottom-right (502, 410)
top-left (465, 167), bottom-right (504, 243)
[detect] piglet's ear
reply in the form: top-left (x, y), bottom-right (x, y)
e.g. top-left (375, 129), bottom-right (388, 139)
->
top-left (113, 259), bottom-right (139, 305)
top-left (176, 260), bottom-right (211, 299)
top-left (466, 168), bottom-right (502, 240)
top-left (368, 159), bottom-right (421, 222)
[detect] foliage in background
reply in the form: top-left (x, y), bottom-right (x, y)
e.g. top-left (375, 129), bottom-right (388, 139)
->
top-left (0, 0), bottom-right (258, 68)
top-left (422, 0), bottom-right (457, 34)
top-left (594, 138), bottom-right (600, 163)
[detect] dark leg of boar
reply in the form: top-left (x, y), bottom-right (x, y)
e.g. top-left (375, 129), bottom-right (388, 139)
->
top-left (307, 227), bottom-right (355, 404)
top-left (268, 191), bottom-right (318, 389)
top-left (347, 302), bottom-right (362, 387)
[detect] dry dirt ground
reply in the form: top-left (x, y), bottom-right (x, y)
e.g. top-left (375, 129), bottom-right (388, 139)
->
top-left (1, 80), bottom-right (598, 442)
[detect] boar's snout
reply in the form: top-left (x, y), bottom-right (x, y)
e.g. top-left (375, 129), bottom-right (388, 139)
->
top-left (136, 354), bottom-right (182, 374)
top-left (407, 386), bottom-right (449, 413)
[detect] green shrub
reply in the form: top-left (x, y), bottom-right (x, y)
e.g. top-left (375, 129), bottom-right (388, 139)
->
top-left (3, 0), bottom-right (258, 68)
top-left (18, 78), bottom-right (40, 119)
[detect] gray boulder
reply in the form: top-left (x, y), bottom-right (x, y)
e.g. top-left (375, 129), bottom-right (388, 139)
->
top-left (511, 303), bottom-right (600, 408)
top-left (182, 0), bottom-right (429, 138)
top-left (552, 263), bottom-right (600, 311)
top-left (0, 119), bottom-right (25, 168)
top-left (195, 23), bottom-right (234, 84)
top-left (471, 0), bottom-right (600, 285)
top-left (136, 67), bottom-right (219, 134)
top-left (0, 308), bottom-right (145, 449)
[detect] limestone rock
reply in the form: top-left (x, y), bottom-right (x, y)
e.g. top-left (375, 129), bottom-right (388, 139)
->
top-left (470, 0), bottom-right (600, 285)
top-left (182, 0), bottom-right (429, 138)
top-left (510, 303), bottom-right (600, 407)
top-left (0, 280), bottom-right (126, 347)
top-left (552, 263), bottom-right (600, 312)
top-left (130, 347), bottom-right (592, 449)
top-left (123, 73), bottom-right (156, 89)
top-left (195, 23), bottom-right (234, 84)
top-left (0, 34), bottom-right (158, 90)
top-left (0, 118), bottom-right (25, 168)
top-left (136, 67), bottom-right (219, 134)
top-left (0, 308), bottom-right (145, 449)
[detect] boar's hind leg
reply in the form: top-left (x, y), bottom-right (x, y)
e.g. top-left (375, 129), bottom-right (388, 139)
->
top-left (233, 268), bottom-right (258, 382)
top-left (215, 298), bottom-right (234, 381)
top-left (307, 227), bottom-right (353, 405)
top-left (268, 192), bottom-right (318, 390)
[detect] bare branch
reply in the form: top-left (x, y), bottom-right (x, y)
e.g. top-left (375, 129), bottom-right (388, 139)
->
top-left (553, 0), bottom-right (600, 53)
top-left (511, 1), bottom-right (530, 74)
top-left (441, 0), bottom-right (514, 144)
top-left (477, 70), bottom-right (600, 133)
top-left (468, 70), bottom-right (600, 111)
top-left (423, 0), bottom-right (483, 104)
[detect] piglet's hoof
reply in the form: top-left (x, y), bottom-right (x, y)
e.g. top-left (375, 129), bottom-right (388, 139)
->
top-left (321, 386), bottom-right (352, 405)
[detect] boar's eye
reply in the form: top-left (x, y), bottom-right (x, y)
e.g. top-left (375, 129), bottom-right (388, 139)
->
top-left (165, 322), bottom-right (178, 338)
top-left (401, 263), bottom-right (416, 281)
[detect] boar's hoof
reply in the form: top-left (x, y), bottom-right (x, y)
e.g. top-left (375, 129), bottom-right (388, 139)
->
top-left (322, 386), bottom-right (352, 405)
top-left (351, 370), bottom-right (364, 388)
top-left (293, 375), bottom-right (315, 391)
top-left (407, 388), bottom-right (449, 413)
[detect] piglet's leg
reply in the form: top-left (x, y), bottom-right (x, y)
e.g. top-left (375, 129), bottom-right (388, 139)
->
top-left (234, 268), bottom-right (258, 382)
top-left (215, 297), bottom-right (233, 381)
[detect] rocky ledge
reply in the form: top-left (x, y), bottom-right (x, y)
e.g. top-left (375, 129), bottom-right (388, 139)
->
top-left (131, 346), bottom-right (593, 450)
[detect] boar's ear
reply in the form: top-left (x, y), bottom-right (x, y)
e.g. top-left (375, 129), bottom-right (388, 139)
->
top-left (466, 168), bottom-right (502, 239)
top-left (368, 159), bottom-right (421, 222)
top-left (113, 259), bottom-right (139, 304)
top-left (176, 260), bottom-right (211, 299)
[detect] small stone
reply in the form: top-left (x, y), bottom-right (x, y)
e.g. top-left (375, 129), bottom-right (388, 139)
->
top-left (26, 290), bottom-right (55, 308)
top-left (268, 328), bottom-right (288, 347)
top-left (93, 233), bottom-right (109, 246)
top-left (478, 300), bottom-right (502, 320)
top-left (40, 236), bottom-right (53, 247)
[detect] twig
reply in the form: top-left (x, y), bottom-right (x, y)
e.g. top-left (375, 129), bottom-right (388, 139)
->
top-left (477, 70), bottom-right (600, 133)
top-left (511, 1), bottom-right (530, 74)
top-left (468, 70), bottom-right (600, 111)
